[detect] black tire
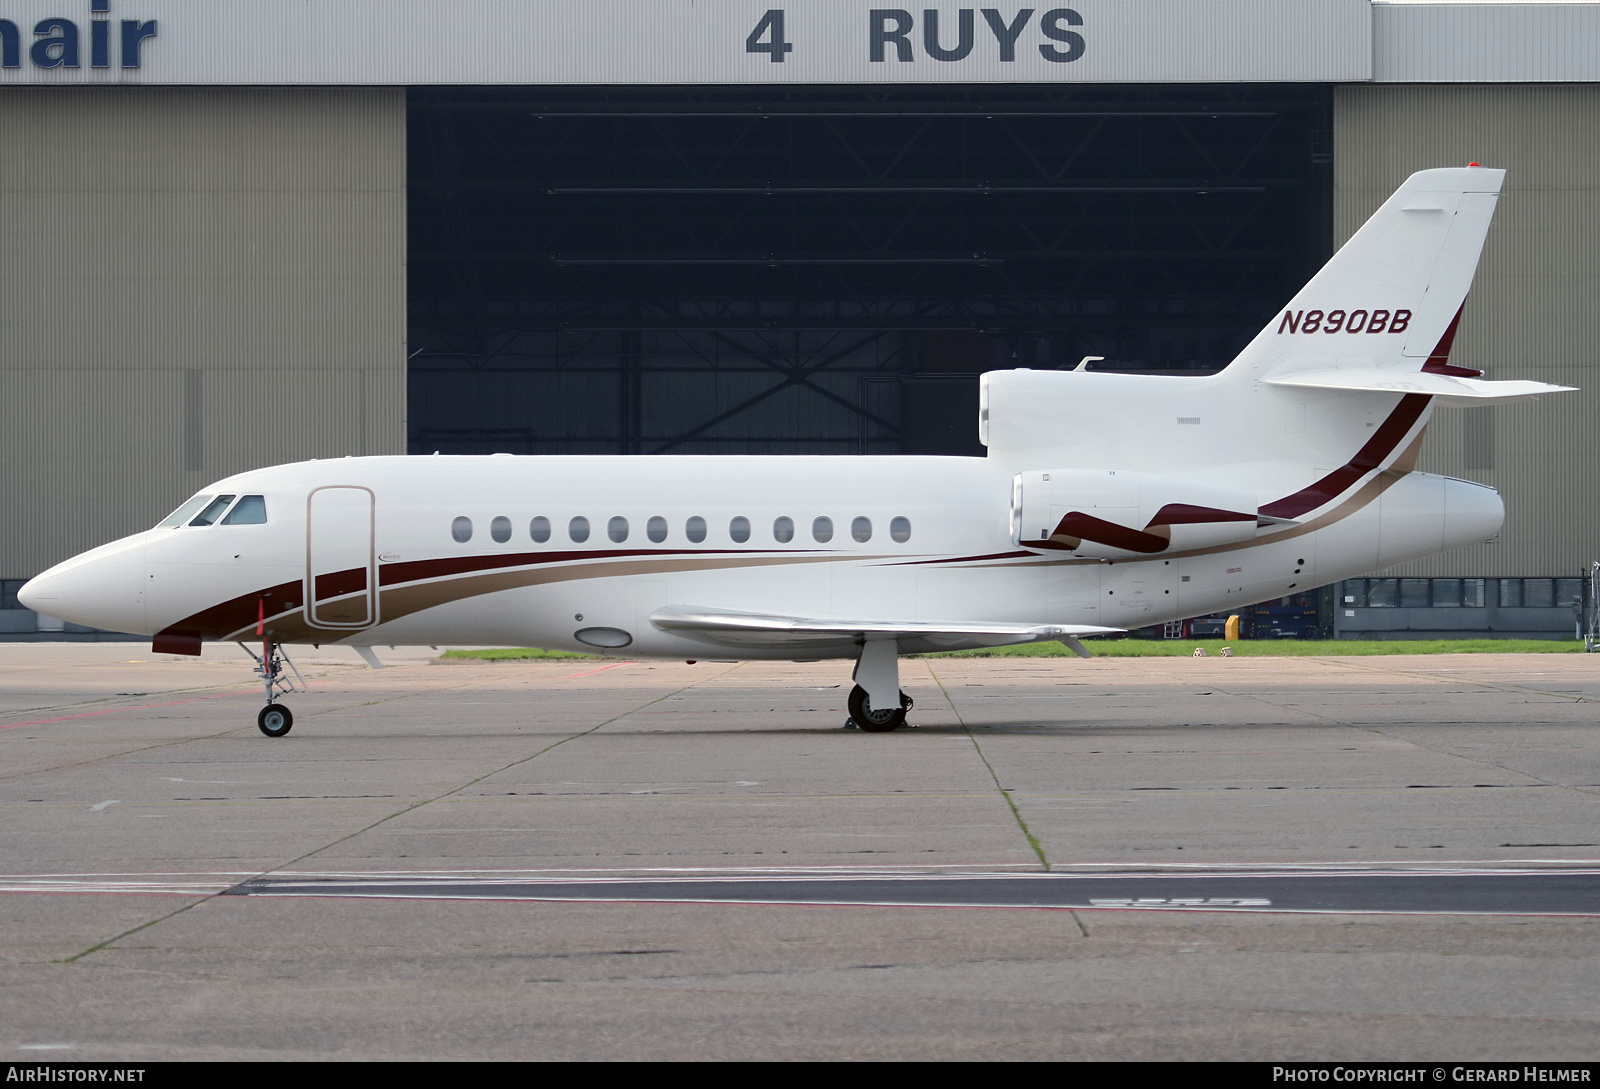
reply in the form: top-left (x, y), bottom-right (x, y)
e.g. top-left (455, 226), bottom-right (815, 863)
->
top-left (257, 703), bottom-right (293, 738)
top-left (847, 685), bottom-right (909, 733)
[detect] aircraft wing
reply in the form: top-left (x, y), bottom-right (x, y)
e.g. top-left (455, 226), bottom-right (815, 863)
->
top-left (1265, 367), bottom-right (1576, 406)
top-left (649, 605), bottom-right (1121, 658)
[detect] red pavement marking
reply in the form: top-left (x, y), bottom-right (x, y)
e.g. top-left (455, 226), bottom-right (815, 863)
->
top-left (564, 662), bottom-right (626, 679)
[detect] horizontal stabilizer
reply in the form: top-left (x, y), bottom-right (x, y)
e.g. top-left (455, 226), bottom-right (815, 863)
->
top-left (651, 605), bottom-right (1119, 657)
top-left (1265, 367), bottom-right (1576, 406)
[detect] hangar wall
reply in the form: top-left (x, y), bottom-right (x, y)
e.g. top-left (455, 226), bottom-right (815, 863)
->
top-left (1334, 84), bottom-right (1600, 579)
top-left (0, 87), bottom-right (407, 583)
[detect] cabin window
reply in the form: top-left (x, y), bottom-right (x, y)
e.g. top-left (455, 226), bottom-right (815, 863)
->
top-left (608, 516), bottom-right (629, 543)
top-left (490, 516), bottom-right (512, 543)
top-left (773, 516), bottom-right (794, 543)
top-left (158, 495), bottom-right (211, 528)
top-left (851, 516), bottom-right (872, 543)
top-left (729, 516), bottom-right (751, 544)
top-left (647, 516), bottom-right (668, 543)
top-left (530, 516), bottom-right (551, 543)
top-left (890, 516), bottom-right (911, 543)
top-left (451, 516), bottom-right (473, 543)
top-left (222, 495), bottom-right (268, 525)
top-left (569, 516), bottom-right (590, 543)
top-left (190, 495), bottom-right (237, 527)
top-left (812, 516), bottom-right (833, 543)
top-left (686, 516), bottom-right (707, 543)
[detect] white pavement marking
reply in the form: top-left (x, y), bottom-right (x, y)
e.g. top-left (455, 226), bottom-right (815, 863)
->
top-left (0, 872), bottom-right (246, 896)
top-left (4, 862), bottom-right (1596, 898)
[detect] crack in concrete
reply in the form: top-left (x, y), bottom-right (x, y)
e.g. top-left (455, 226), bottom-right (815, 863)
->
top-left (927, 664), bottom-right (1052, 875)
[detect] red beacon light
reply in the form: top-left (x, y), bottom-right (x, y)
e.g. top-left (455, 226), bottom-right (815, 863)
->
top-left (1468, 162), bottom-right (1482, 167)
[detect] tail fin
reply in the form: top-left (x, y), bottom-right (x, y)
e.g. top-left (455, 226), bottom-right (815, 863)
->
top-left (1230, 166), bottom-right (1504, 381)
top-left (981, 165), bottom-right (1572, 469)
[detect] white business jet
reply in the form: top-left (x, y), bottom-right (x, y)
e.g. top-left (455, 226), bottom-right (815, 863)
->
top-left (19, 166), bottom-right (1574, 737)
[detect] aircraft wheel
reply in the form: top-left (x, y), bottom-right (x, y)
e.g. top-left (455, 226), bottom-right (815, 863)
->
top-left (847, 685), bottom-right (909, 733)
top-left (257, 703), bottom-right (293, 738)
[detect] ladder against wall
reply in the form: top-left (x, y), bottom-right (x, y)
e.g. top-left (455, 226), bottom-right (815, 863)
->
top-left (1584, 562), bottom-right (1600, 653)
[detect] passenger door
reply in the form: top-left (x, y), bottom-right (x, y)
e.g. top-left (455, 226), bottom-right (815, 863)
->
top-left (306, 486), bottom-right (377, 630)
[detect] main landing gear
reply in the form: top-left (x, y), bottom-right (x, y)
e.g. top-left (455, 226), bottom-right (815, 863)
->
top-left (846, 684), bottom-right (913, 732)
top-left (844, 637), bottom-right (913, 732)
top-left (239, 638), bottom-right (304, 738)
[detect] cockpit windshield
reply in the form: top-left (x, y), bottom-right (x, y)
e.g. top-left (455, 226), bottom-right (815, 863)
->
top-left (156, 493), bottom-right (269, 528)
top-left (188, 495), bottom-right (237, 527)
top-left (157, 495), bottom-right (211, 528)
top-left (222, 495), bottom-right (268, 525)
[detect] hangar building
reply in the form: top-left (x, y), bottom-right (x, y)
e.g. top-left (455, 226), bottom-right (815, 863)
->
top-left (1, 0), bottom-right (1595, 640)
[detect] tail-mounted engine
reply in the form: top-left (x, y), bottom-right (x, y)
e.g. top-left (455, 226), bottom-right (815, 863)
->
top-left (1012, 469), bottom-right (1260, 558)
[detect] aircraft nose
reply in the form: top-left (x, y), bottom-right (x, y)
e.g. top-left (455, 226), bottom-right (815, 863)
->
top-left (18, 541), bottom-right (149, 635)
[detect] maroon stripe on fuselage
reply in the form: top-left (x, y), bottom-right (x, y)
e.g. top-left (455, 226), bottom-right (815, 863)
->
top-left (315, 567), bottom-right (367, 601)
top-left (1053, 512), bottom-right (1168, 554)
top-left (378, 548), bottom-right (816, 587)
top-left (156, 579), bottom-right (302, 644)
top-left (1146, 503), bottom-right (1255, 528)
top-left (1259, 393), bottom-right (1431, 521)
top-left (166, 549), bottom-right (838, 640)
top-left (892, 551), bottom-right (1035, 567)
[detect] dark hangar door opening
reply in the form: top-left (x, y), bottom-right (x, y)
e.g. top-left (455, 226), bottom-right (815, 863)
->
top-left (407, 85), bottom-right (1331, 457)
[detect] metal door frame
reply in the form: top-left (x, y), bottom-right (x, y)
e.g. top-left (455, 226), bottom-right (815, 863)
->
top-left (305, 485), bottom-right (378, 630)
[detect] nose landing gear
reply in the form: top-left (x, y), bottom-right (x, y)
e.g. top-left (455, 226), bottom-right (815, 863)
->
top-left (239, 638), bottom-right (304, 737)
top-left (257, 703), bottom-right (293, 737)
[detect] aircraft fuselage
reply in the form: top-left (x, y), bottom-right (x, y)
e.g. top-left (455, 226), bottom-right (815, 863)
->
top-left (21, 451), bottom-right (1502, 660)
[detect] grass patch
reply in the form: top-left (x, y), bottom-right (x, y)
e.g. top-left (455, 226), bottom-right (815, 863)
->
top-left (440, 647), bottom-right (598, 661)
top-left (912, 638), bottom-right (1585, 658)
